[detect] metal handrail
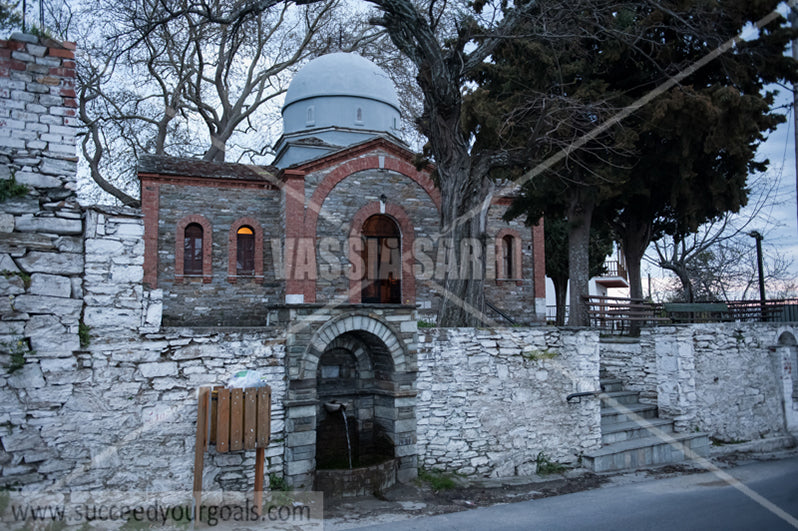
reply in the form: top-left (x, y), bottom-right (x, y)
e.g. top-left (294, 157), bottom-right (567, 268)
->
top-left (566, 390), bottom-right (602, 402)
top-left (485, 300), bottom-right (518, 325)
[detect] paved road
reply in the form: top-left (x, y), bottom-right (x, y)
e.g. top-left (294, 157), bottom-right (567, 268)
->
top-left (354, 456), bottom-right (798, 531)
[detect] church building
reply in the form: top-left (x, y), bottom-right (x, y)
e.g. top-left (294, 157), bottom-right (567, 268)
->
top-left (138, 52), bottom-right (546, 326)
top-left (137, 53), bottom-right (547, 489)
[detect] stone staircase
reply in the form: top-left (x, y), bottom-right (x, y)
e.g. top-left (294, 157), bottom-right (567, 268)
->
top-left (583, 372), bottom-right (710, 473)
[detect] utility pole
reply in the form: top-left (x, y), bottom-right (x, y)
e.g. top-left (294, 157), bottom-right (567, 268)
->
top-left (792, 1), bottom-right (798, 234)
top-left (749, 231), bottom-right (766, 321)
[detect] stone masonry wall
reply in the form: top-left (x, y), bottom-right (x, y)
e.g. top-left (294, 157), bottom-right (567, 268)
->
top-left (2, 195), bottom-right (290, 491)
top-left (311, 164), bottom-right (439, 310)
top-left (416, 327), bottom-right (601, 477)
top-left (157, 182), bottom-right (283, 326)
top-left (80, 207), bottom-right (288, 491)
top-left (688, 324), bottom-right (786, 441)
top-left (0, 34), bottom-right (84, 487)
top-left (602, 324), bottom-right (791, 441)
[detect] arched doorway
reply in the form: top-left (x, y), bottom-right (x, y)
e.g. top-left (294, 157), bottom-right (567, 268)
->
top-left (361, 215), bottom-right (401, 304)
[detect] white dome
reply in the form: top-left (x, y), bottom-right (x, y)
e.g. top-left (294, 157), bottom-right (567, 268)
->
top-left (283, 53), bottom-right (400, 111)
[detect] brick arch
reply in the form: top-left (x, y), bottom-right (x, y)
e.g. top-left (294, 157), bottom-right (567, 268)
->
top-left (301, 155), bottom-right (438, 302)
top-left (301, 313), bottom-right (407, 379)
top-left (495, 228), bottom-right (523, 280)
top-left (347, 202), bottom-right (416, 305)
top-left (175, 214), bottom-right (212, 283)
top-left (227, 217), bottom-right (264, 284)
top-left (777, 329), bottom-right (797, 346)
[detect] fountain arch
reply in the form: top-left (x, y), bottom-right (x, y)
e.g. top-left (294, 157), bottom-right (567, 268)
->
top-left (283, 310), bottom-right (418, 494)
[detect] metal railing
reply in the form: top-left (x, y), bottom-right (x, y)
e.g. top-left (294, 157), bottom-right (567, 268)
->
top-left (582, 296), bottom-right (798, 334)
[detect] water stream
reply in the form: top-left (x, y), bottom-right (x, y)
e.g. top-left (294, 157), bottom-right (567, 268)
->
top-left (340, 409), bottom-right (353, 469)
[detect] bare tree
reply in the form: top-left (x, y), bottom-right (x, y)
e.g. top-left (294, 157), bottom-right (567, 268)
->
top-left (75, 0), bottom-right (354, 204)
top-left (650, 172), bottom-right (792, 301)
top-left (655, 229), bottom-right (795, 302)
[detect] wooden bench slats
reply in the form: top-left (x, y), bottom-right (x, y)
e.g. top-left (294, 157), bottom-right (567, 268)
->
top-left (664, 303), bottom-right (729, 313)
top-left (216, 388), bottom-right (230, 453)
top-left (229, 388), bottom-right (244, 451)
top-left (244, 388), bottom-right (257, 449)
top-left (257, 388), bottom-right (271, 447)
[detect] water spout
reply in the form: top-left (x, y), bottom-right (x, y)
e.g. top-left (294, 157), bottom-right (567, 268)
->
top-left (322, 401), bottom-right (353, 469)
top-left (341, 409), bottom-right (353, 470)
top-left (324, 401), bottom-right (345, 413)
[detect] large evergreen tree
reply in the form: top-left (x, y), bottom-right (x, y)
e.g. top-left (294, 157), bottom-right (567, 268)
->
top-left (467, 0), bottom-right (797, 320)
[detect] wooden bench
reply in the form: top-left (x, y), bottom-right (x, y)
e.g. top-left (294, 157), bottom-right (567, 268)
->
top-left (664, 303), bottom-right (730, 323)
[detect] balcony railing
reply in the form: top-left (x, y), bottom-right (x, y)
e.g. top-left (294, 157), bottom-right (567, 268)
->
top-left (601, 260), bottom-right (627, 280)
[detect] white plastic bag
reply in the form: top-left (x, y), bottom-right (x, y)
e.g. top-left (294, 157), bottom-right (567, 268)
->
top-left (226, 370), bottom-right (265, 389)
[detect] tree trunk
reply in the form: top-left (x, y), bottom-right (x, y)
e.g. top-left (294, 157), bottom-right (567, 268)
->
top-left (552, 274), bottom-right (568, 326)
top-left (434, 138), bottom-right (491, 327)
top-left (567, 194), bottom-right (595, 327)
top-left (662, 262), bottom-right (695, 302)
top-left (621, 221), bottom-right (651, 301)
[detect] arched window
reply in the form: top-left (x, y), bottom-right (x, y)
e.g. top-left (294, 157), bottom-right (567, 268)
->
top-left (236, 226), bottom-right (255, 275)
top-left (184, 223), bottom-right (203, 275)
top-left (361, 215), bottom-right (400, 304)
top-left (355, 107), bottom-right (363, 124)
top-left (306, 105), bottom-right (315, 126)
top-left (496, 229), bottom-right (522, 281)
top-left (228, 218), bottom-right (264, 283)
top-left (502, 234), bottom-right (514, 279)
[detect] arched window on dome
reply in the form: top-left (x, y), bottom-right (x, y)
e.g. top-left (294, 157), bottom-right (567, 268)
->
top-left (361, 215), bottom-right (401, 304)
top-left (306, 105), bottom-right (315, 126)
top-left (355, 107), bottom-right (363, 125)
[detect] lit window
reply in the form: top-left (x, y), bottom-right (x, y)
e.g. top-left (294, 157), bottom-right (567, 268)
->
top-left (237, 226), bottom-right (255, 275)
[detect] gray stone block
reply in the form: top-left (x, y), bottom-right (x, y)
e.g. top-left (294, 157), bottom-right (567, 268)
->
top-left (14, 171), bottom-right (61, 189)
top-left (139, 362), bottom-right (178, 378)
top-left (30, 273), bottom-right (71, 297)
top-left (14, 294), bottom-right (82, 318)
top-left (16, 251), bottom-right (83, 274)
top-left (6, 363), bottom-right (45, 389)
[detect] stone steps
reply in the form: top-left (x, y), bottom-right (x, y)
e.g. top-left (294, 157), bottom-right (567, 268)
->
top-left (584, 374), bottom-right (710, 473)
top-left (584, 432), bottom-right (710, 473)
top-left (600, 402), bottom-right (659, 424)
top-left (600, 390), bottom-right (640, 405)
top-left (601, 418), bottom-right (674, 445)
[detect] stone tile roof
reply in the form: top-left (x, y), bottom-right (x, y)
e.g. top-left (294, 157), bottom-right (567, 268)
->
top-left (138, 155), bottom-right (278, 182)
